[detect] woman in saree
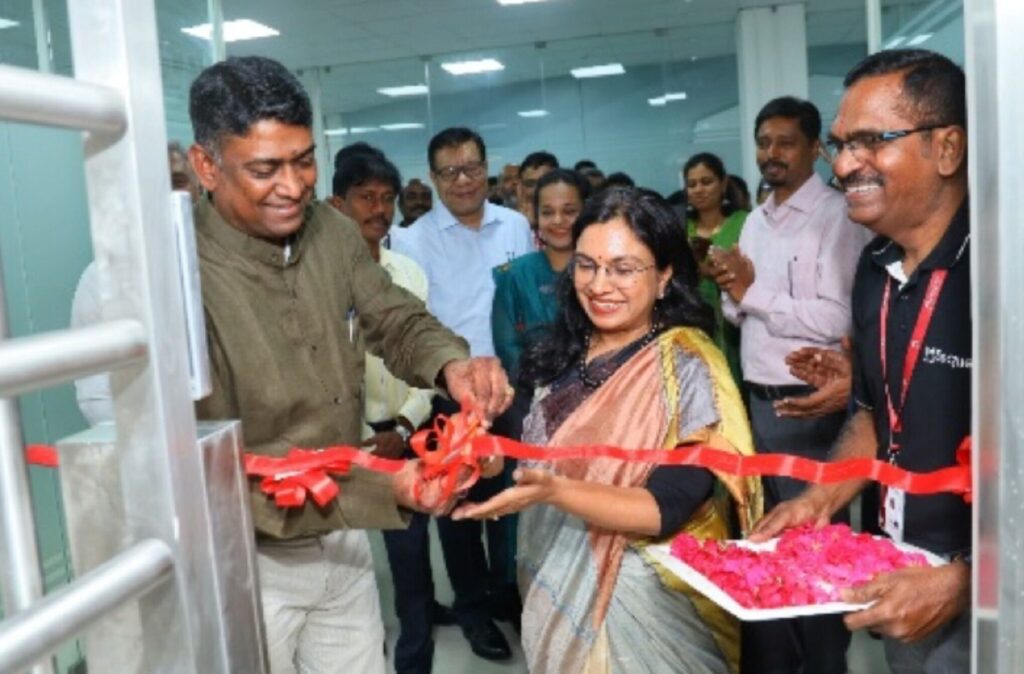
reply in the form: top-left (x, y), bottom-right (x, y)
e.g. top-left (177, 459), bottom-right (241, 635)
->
top-left (454, 187), bottom-right (763, 674)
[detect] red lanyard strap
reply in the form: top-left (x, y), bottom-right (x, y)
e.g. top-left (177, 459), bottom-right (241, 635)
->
top-left (879, 268), bottom-right (948, 458)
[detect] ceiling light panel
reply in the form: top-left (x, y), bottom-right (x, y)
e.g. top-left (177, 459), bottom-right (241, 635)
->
top-left (0, 18), bottom-right (20, 30)
top-left (571, 63), bottom-right (626, 79)
top-left (441, 58), bottom-right (505, 75)
top-left (517, 109), bottom-right (549, 118)
top-left (182, 19), bottom-right (279, 43)
top-left (379, 123), bottom-right (426, 131)
top-left (377, 84), bottom-right (429, 97)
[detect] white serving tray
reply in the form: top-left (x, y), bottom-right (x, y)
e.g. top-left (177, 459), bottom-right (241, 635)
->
top-left (645, 537), bottom-right (945, 622)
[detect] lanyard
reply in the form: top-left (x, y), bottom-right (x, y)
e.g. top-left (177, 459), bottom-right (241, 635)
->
top-left (879, 268), bottom-right (948, 462)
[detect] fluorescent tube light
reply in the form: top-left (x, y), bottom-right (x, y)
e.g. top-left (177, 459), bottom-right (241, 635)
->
top-left (884, 35), bottom-right (907, 48)
top-left (182, 19), bottom-right (279, 42)
top-left (377, 84), bottom-right (429, 97)
top-left (380, 123), bottom-right (426, 131)
top-left (906, 33), bottom-right (934, 46)
top-left (441, 58), bottom-right (505, 75)
top-left (517, 109), bottom-right (549, 118)
top-left (324, 128), bottom-right (348, 137)
top-left (497, 0), bottom-right (546, 5)
top-left (0, 18), bottom-right (20, 29)
top-left (571, 63), bottom-right (625, 79)
top-left (649, 91), bottom-right (686, 107)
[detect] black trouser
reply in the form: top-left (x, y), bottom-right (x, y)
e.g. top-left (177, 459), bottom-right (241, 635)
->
top-left (741, 387), bottom-right (852, 674)
top-left (382, 512), bottom-right (435, 674)
top-left (432, 397), bottom-right (511, 627)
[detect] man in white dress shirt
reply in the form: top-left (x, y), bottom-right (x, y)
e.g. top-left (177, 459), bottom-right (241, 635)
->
top-left (391, 127), bottom-right (533, 662)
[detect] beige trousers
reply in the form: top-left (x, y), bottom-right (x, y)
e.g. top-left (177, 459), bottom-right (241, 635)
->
top-left (257, 529), bottom-right (386, 674)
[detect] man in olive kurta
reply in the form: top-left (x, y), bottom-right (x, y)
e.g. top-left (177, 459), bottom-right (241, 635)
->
top-left (187, 56), bottom-right (512, 674)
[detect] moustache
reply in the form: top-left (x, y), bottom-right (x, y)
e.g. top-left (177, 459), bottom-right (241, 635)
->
top-left (839, 172), bottom-right (884, 190)
top-left (759, 160), bottom-right (788, 173)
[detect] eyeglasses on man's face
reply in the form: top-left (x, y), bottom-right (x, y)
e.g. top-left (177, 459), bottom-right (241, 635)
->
top-left (432, 160), bottom-right (487, 183)
top-left (572, 254), bottom-right (657, 289)
top-left (825, 124), bottom-right (951, 159)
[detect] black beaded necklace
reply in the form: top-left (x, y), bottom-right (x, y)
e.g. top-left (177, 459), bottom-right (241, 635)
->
top-left (578, 323), bottom-right (661, 389)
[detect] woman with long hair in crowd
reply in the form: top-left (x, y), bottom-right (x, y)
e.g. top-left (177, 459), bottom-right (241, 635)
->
top-left (684, 152), bottom-right (748, 385)
top-left (458, 187), bottom-right (762, 674)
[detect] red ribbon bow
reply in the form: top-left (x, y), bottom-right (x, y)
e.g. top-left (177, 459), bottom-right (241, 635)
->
top-left (243, 448), bottom-right (354, 508)
top-left (407, 413), bottom-right (486, 508)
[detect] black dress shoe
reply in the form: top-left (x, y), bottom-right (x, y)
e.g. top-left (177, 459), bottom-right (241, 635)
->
top-left (461, 618), bottom-right (512, 661)
top-left (431, 600), bottom-right (456, 626)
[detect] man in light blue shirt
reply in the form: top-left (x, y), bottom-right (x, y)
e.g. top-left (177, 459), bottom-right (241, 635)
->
top-left (392, 130), bottom-right (533, 357)
top-left (391, 127), bottom-right (532, 663)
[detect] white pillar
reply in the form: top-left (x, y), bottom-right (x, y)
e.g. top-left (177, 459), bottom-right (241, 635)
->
top-left (866, 0), bottom-right (883, 54)
top-left (735, 3), bottom-right (809, 190)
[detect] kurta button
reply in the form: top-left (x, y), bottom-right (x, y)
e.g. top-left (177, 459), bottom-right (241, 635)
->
top-left (333, 396), bottom-right (343, 404)
top-left (311, 345), bottom-right (318, 352)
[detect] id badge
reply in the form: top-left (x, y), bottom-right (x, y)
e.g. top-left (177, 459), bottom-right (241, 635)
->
top-left (881, 487), bottom-right (906, 542)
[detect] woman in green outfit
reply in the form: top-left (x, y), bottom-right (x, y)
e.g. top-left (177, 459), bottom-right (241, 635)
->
top-left (492, 168), bottom-right (591, 384)
top-left (684, 152), bottom-right (748, 385)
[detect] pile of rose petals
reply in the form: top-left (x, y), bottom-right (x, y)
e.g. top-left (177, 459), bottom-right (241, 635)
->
top-left (669, 524), bottom-right (930, 609)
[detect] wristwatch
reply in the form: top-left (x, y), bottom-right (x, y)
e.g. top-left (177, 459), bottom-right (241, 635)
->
top-left (951, 549), bottom-right (973, 567)
top-left (395, 424), bottom-right (412, 445)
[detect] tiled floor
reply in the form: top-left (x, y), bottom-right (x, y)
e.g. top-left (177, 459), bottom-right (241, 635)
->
top-left (368, 524), bottom-right (891, 674)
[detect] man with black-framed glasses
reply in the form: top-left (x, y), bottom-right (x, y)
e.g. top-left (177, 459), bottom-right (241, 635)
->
top-left (392, 127), bottom-right (533, 664)
top-left (753, 48), bottom-right (972, 674)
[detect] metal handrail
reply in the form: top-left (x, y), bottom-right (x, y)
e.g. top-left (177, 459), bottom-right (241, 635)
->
top-left (0, 319), bottom-right (147, 397)
top-left (0, 538), bottom-right (174, 673)
top-left (0, 64), bottom-right (125, 136)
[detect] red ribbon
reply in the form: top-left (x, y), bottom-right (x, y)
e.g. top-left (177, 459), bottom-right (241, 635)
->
top-left (22, 418), bottom-right (973, 507)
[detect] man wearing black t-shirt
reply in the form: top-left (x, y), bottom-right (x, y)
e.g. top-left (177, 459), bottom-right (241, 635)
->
top-left (752, 48), bottom-right (971, 673)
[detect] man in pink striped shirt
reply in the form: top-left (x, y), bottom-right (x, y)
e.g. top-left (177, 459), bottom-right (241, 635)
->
top-left (713, 96), bottom-right (872, 674)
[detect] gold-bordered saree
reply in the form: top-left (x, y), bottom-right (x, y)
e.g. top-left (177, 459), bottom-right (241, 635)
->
top-left (518, 326), bottom-right (763, 674)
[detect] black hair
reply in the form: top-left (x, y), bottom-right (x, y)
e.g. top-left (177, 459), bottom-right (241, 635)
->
top-left (427, 127), bottom-right (487, 171)
top-left (665, 190), bottom-right (687, 208)
top-left (728, 175), bottom-right (751, 210)
top-left (574, 159), bottom-right (597, 172)
top-left (843, 48), bottom-right (966, 128)
top-left (754, 96), bottom-right (822, 142)
top-left (519, 151), bottom-right (559, 176)
top-left (334, 142), bottom-right (384, 171)
top-left (532, 168), bottom-right (591, 221)
top-left (332, 151), bottom-right (401, 197)
top-left (189, 56), bottom-right (311, 152)
top-left (604, 172), bottom-right (635, 188)
top-left (682, 152), bottom-right (738, 217)
top-left (519, 187), bottom-right (713, 388)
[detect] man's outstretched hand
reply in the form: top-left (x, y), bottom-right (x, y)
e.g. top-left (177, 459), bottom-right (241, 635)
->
top-left (441, 357), bottom-right (514, 423)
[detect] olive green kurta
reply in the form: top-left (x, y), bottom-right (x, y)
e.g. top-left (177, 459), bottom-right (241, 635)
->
top-left (194, 199), bottom-right (469, 539)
